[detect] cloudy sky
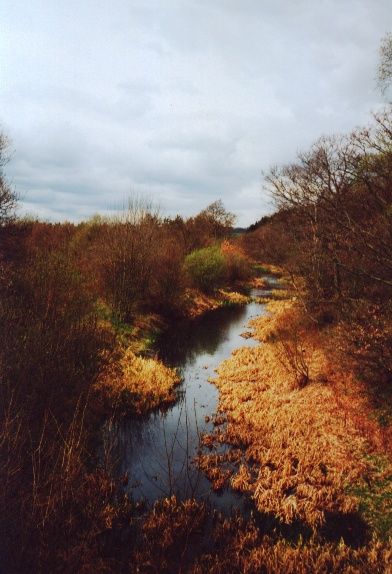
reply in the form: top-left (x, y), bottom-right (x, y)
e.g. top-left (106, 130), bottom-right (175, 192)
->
top-left (1, 0), bottom-right (391, 226)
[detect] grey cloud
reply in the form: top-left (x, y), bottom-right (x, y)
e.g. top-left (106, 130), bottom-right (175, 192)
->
top-left (1, 0), bottom-right (392, 226)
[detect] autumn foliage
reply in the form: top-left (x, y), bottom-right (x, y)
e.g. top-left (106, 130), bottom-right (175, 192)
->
top-left (0, 193), bottom-right (241, 571)
top-left (243, 106), bottom-right (392, 389)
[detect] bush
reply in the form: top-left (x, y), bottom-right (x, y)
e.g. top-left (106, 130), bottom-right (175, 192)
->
top-left (184, 245), bottom-right (226, 293)
top-left (0, 240), bottom-right (115, 572)
top-left (221, 240), bottom-right (251, 282)
top-left (1, 249), bottom-right (110, 424)
top-left (337, 300), bottom-right (392, 385)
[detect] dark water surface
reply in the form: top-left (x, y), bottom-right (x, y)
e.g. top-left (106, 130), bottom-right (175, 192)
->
top-left (106, 281), bottom-right (276, 512)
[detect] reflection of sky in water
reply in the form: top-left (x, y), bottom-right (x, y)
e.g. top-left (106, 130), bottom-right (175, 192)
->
top-left (107, 286), bottom-right (271, 512)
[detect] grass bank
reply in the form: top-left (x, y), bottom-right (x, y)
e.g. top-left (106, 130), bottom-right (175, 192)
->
top-left (190, 274), bottom-right (392, 570)
top-left (93, 283), bottom-right (251, 418)
top-left (91, 270), bottom-right (392, 572)
top-left (183, 287), bottom-right (250, 318)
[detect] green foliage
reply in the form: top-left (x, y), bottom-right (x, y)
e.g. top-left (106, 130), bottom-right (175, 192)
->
top-left (184, 245), bottom-right (226, 292)
top-left (346, 455), bottom-right (392, 540)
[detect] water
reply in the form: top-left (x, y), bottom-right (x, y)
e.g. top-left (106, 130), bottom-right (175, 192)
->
top-left (106, 280), bottom-right (276, 511)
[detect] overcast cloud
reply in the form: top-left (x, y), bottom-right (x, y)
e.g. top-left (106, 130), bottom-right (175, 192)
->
top-left (1, 0), bottom-right (391, 225)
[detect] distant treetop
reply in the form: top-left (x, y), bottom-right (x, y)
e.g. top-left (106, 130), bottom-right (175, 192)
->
top-left (378, 32), bottom-right (392, 96)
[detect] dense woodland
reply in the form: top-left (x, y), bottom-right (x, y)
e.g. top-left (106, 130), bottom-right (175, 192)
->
top-left (1, 38), bottom-right (392, 574)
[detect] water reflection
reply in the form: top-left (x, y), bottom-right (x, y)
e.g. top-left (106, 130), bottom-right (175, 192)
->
top-left (107, 290), bottom-right (267, 512)
top-left (156, 305), bottom-right (247, 367)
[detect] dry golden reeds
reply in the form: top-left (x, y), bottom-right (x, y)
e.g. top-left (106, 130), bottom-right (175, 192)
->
top-left (205, 296), bottom-right (389, 531)
top-left (96, 347), bottom-right (180, 415)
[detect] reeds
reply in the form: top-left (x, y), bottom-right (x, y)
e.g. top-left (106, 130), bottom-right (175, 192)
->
top-left (206, 297), bottom-right (384, 530)
top-left (96, 347), bottom-right (180, 415)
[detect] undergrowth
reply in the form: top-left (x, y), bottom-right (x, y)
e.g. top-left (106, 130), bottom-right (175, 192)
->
top-left (193, 281), bottom-right (392, 572)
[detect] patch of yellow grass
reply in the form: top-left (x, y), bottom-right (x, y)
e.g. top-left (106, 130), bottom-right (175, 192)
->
top-left (249, 299), bottom-right (293, 341)
top-left (184, 288), bottom-right (221, 317)
top-left (96, 348), bottom-right (180, 415)
top-left (193, 529), bottom-right (392, 574)
top-left (184, 288), bottom-right (249, 317)
top-left (249, 276), bottom-right (268, 289)
top-left (219, 289), bottom-right (249, 305)
top-left (258, 263), bottom-right (284, 275)
top-left (208, 297), bottom-right (378, 529)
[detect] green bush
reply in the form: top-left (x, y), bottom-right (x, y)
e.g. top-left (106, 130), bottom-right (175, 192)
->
top-left (184, 245), bottom-right (226, 293)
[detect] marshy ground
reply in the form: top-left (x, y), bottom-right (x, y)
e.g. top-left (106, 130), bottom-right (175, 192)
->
top-left (106, 274), bottom-right (392, 572)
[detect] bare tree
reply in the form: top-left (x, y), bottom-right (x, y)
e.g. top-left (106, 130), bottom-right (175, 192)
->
top-left (0, 132), bottom-right (17, 224)
top-left (378, 32), bottom-right (392, 96)
top-left (197, 199), bottom-right (236, 240)
top-left (266, 108), bottom-right (392, 303)
top-left (101, 196), bottom-right (162, 320)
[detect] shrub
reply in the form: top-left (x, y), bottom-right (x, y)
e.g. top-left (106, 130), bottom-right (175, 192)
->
top-left (337, 300), bottom-right (392, 385)
top-left (146, 230), bottom-right (186, 315)
top-left (0, 241), bottom-right (115, 572)
top-left (273, 306), bottom-right (312, 389)
top-left (221, 240), bottom-right (251, 282)
top-left (184, 245), bottom-right (226, 293)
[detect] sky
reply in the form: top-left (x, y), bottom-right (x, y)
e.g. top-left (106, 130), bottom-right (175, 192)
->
top-left (1, 0), bottom-right (391, 226)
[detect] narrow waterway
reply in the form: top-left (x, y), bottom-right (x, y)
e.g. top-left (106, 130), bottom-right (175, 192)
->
top-left (107, 279), bottom-right (276, 512)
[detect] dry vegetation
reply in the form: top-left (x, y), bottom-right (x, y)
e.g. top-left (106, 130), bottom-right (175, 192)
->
top-left (2, 38), bottom-right (392, 573)
top-left (184, 287), bottom-right (249, 318)
top-left (192, 525), bottom-right (392, 574)
top-left (189, 283), bottom-right (392, 571)
top-left (96, 347), bottom-right (180, 415)
top-left (211, 298), bottom-right (366, 526)
top-left (0, 166), bottom-right (253, 570)
top-left (125, 495), bottom-right (392, 573)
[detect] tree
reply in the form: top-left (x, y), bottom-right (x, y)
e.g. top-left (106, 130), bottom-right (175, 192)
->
top-left (0, 132), bottom-right (17, 224)
top-left (100, 197), bottom-right (162, 320)
top-left (197, 199), bottom-right (236, 240)
top-left (378, 32), bottom-right (392, 96)
top-left (200, 199), bottom-right (236, 237)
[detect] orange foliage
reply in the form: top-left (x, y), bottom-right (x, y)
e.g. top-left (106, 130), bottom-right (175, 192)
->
top-left (204, 294), bottom-right (392, 531)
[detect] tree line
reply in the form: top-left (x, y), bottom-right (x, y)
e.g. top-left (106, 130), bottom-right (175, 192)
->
top-left (243, 105), bottom-right (392, 386)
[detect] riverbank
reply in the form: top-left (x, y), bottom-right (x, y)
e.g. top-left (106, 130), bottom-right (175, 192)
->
top-left (71, 273), bottom-right (392, 572)
top-left (189, 278), bottom-right (392, 570)
top-left (93, 282), bottom-right (253, 418)
top-left (183, 287), bottom-right (250, 318)
top-left (81, 271), bottom-right (392, 572)
top-left (115, 279), bottom-right (392, 572)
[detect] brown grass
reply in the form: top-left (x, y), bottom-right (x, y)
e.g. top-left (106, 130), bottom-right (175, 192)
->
top-left (219, 289), bottom-right (249, 305)
top-left (130, 496), bottom-right (208, 572)
top-left (126, 497), bottom-right (392, 573)
top-left (124, 280), bottom-right (392, 571)
top-left (184, 287), bottom-right (249, 318)
top-left (205, 296), bottom-right (392, 531)
top-left (193, 525), bottom-right (392, 574)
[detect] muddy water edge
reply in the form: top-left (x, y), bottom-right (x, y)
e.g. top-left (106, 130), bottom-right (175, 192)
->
top-left (105, 278), bottom-right (278, 513)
